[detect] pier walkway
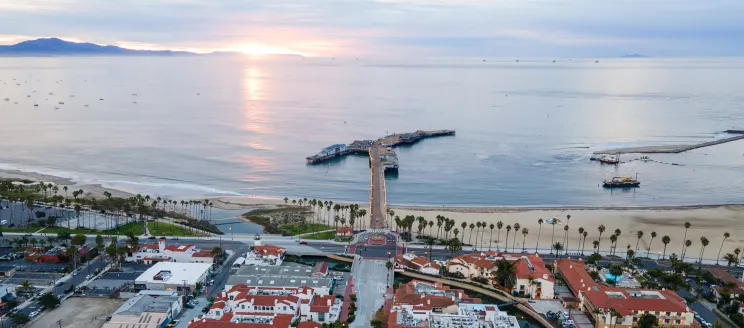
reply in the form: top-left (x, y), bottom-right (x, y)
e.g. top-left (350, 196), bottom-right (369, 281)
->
top-left (369, 144), bottom-right (387, 230)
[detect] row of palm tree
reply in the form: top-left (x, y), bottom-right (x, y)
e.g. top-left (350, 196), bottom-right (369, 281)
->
top-left (283, 198), bottom-right (368, 234)
top-left (0, 181), bottom-right (215, 233)
top-left (378, 210), bottom-right (742, 266)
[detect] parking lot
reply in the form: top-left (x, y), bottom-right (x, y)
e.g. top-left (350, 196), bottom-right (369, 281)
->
top-left (29, 297), bottom-right (125, 328)
top-left (0, 271), bottom-right (59, 287)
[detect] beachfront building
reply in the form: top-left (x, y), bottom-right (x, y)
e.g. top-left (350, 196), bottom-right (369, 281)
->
top-left (134, 262), bottom-right (212, 293)
top-left (204, 284), bottom-right (340, 325)
top-left (245, 244), bottom-right (286, 266)
top-left (316, 144), bottom-right (347, 157)
top-left (445, 254), bottom-right (496, 278)
top-left (125, 238), bottom-right (215, 264)
top-left (394, 253), bottom-right (442, 275)
top-left (299, 295), bottom-right (342, 323)
top-left (388, 280), bottom-right (519, 328)
top-left (556, 259), bottom-right (694, 328)
top-left (103, 290), bottom-right (182, 328)
top-left (707, 268), bottom-right (744, 300)
top-left (513, 254), bottom-right (555, 299)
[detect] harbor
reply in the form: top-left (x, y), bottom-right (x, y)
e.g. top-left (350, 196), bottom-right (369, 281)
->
top-left (593, 130), bottom-right (744, 155)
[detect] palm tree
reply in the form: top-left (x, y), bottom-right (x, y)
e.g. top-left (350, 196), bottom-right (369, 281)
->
top-left (597, 225), bottom-right (606, 255)
top-left (698, 237), bottom-right (709, 267)
top-left (536, 219), bottom-right (544, 253)
top-left (682, 240), bottom-right (692, 260)
top-left (552, 242), bottom-right (564, 259)
top-left (735, 247), bottom-right (742, 265)
top-left (661, 235), bottom-right (671, 259)
top-left (577, 227), bottom-right (585, 254)
top-left (564, 214), bottom-right (571, 247)
top-left (697, 236), bottom-right (710, 296)
top-left (681, 221), bottom-right (691, 256)
top-left (608, 265), bottom-right (623, 286)
top-left (635, 231), bottom-right (644, 253)
top-left (474, 222), bottom-right (482, 250)
top-left (613, 229), bottom-right (622, 255)
top-left (428, 221), bottom-right (434, 237)
top-left (646, 232), bottom-right (657, 257)
top-left (468, 223), bottom-right (476, 245)
top-left (453, 228), bottom-right (460, 244)
top-left (496, 221), bottom-right (503, 251)
top-left (512, 223), bottom-right (520, 252)
top-left (436, 215), bottom-right (444, 241)
top-left (609, 235), bottom-right (617, 256)
top-left (521, 228), bottom-right (529, 252)
top-left (460, 222), bottom-right (467, 243)
top-left (582, 231), bottom-right (588, 254)
top-left (722, 253), bottom-right (738, 267)
top-left (550, 219), bottom-right (557, 253)
top-left (716, 232), bottom-right (730, 265)
top-left (504, 225), bottom-right (512, 251)
top-left (592, 240), bottom-right (599, 254)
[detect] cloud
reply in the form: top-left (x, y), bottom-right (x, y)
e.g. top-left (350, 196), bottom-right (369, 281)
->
top-left (0, 0), bottom-right (742, 57)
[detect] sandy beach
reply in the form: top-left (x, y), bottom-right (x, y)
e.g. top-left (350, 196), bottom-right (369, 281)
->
top-left (3, 168), bottom-right (742, 261)
top-left (211, 195), bottom-right (744, 261)
top-left (390, 205), bottom-right (744, 260)
top-left (0, 169), bottom-right (133, 199)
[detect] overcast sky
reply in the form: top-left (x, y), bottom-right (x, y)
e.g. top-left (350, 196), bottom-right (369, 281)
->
top-left (1, 0), bottom-right (742, 57)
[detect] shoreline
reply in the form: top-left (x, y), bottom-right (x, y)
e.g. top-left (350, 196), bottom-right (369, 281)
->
top-left (3, 168), bottom-right (743, 260)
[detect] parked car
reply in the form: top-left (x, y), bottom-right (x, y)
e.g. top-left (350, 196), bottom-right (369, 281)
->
top-left (148, 236), bottom-right (156, 240)
top-left (299, 241), bottom-right (308, 245)
top-left (201, 306), bottom-right (209, 313)
top-left (172, 237), bottom-right (180, 240)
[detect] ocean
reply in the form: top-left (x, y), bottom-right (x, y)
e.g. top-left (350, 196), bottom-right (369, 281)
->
top-left (1, 57), bottom-right (744, 207)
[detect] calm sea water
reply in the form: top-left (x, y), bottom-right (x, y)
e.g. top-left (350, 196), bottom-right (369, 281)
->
top-left (1, 57), bottom-right (744, 207)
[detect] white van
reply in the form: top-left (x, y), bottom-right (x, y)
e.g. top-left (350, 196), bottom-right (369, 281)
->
top-left (0, 220), bottom-right (7, 225)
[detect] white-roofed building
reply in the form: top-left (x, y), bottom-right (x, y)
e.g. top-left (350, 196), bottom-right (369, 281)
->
top-left (134, 262), bottom-right (212, 293)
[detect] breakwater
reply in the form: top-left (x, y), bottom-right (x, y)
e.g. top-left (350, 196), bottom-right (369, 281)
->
top-left (594, 130), bottom-right (744, 155)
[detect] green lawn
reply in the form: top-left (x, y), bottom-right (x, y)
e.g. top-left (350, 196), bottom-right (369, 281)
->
top-left (38, 226), bottom-right (99, 234)
top-left (103, 222), bottom-right (146, 236)
top-left (147, 222), bottom-right (203, 237)
top-left (279, 224), bottom-right (332, 236)
top-left (1, 226), bottom-right (43, 233)
top-left (300, 230), bottom-right (336, 240)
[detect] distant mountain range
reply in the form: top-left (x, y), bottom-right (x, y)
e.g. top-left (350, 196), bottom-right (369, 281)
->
top-left (621, 54), bottom-right (647, 58)
top-left (0, 38), bottom-right (301, 58)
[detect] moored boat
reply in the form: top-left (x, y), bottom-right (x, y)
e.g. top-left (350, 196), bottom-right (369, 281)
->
top-left (603, 176), bottom-right (640, 188)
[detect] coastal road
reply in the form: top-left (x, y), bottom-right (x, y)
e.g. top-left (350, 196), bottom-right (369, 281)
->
top-left (369, 144), bottom-right (386, 230)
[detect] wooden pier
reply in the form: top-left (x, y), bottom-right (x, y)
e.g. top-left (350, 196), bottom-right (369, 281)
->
top-left (594, 130), bottom-right (744, 155)
top-left (306, 129), bottom-right (455, 230)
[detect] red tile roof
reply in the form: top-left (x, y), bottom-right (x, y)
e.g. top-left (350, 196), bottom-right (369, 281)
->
top-left (707, 268), bottom-right (744, 287)
top-left (309, 295), bottom-right (335, 313)
top-left (514, 255), bottom-right (555, 282)
top-left (556, 259), bottom-right (597, 296)
top-left (187, 313), bottom-right (293, 328)
top-left (583, 286), bottom-right (690, 316)
top-left (254, 245), bottom-right (286, 258)
top-left (165, 244), bottom-right (195, 252)
top-left (193, 250), bottom-right (214, 258)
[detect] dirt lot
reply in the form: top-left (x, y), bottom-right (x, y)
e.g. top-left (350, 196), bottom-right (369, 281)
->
top-left (30, 297), bottom-right (125, 328)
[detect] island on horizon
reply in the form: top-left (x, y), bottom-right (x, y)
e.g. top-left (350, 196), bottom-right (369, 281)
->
top-left (0, 37), bottom-right (304, 58)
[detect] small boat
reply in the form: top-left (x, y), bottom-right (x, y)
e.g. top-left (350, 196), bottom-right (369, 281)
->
top-left (603, 175), bottom-right (640, 188)
top-left (3, 98), bottom-right (8, 101)
top-left (58, 101), bottom-right (64, 104)
top-left (99, 98), bottom-right (104, 100)
top-left (598, 155), bottom-right (620, 164)
top-left (33, 104), bottom-right (38, 107)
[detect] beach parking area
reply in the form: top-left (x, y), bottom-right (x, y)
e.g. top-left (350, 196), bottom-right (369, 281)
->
top-left (30, 297), bottom-right (125, 328)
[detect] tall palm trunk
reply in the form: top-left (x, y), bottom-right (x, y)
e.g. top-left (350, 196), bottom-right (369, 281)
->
top-left (536, 225), bottom-right (542, 253)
